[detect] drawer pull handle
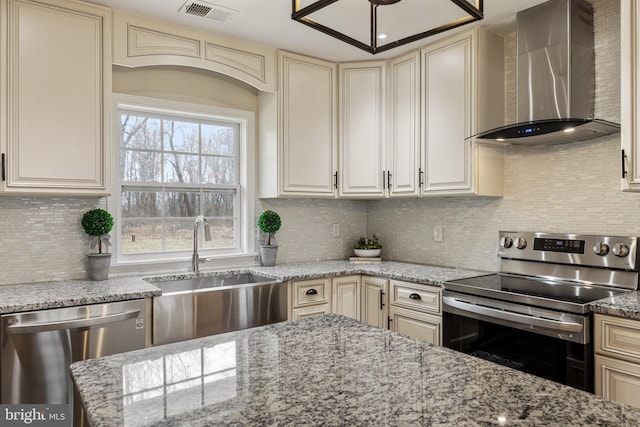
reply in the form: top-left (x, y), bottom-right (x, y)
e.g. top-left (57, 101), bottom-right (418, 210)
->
top-left (305, 289), bottom-right (318, 296)
top-left (409, 293), bottom-right (422, 300)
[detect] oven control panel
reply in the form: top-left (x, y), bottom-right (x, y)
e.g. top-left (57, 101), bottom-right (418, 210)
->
top-left (498, 231), bottom-right (638, 270)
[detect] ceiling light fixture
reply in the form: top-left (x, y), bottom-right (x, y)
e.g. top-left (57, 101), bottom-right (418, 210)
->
top-left (291, 0), bottom-right (484, 55)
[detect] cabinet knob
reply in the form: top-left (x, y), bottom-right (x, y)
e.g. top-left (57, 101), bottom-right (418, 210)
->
top-left (409, 293), bottom-right (421, 300)
top-left (305, 288), bottom-right (318, 296)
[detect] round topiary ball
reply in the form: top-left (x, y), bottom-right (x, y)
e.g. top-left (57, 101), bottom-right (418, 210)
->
top-left (258, 210), bottom-right (281, 234)
top-left (81, 208), bottom-right (114, 236)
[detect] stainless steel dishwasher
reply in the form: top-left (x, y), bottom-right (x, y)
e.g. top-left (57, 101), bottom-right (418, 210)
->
top-left (1, 299), bottom-right (147, 427)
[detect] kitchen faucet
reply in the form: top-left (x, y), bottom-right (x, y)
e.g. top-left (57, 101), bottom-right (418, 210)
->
top-left (192, 215), bottom-right (211, 273)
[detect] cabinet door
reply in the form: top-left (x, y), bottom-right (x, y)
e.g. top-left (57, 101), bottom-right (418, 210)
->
top-left (421, 32), bottom-right (473, 195)
top-left (595, 354), bottom-right (640, 409)
top-left (361, 276), bottom-right (388, 329)
top-left (332, 275), bottom-right (360, 320)
top-left (279, 51), bottom-right (337, 196)
top-left (339, 61), bottom-right (385, 198)
top-left (389, 305), bottom-right (441, 346)
top-left (1, 0), bottom-right (111, 194)
top-left (621, 0), bottom-right (640, 191)
top-left (388, 52), bottom-right (420, 197)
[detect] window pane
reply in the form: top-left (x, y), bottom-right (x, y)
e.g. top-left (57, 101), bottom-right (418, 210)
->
top-left (202, 219), bottom-right (235, 249)
top-left (121, 220), bottom-right (164, 254)
top-left (202, 124), bottom-right (236, 155)
top-left (121, 190), bottom-right (162, 218)
top-left (164, 154), bottom-right (199, 184)
top-left (165, 220), bottom-right (193, 251)
top-left (121, 115), bottom-right (162, 150)
top-left (165, 191), bottom-right (200, 218)
top-left (121, 150), bottom-right (162, 183)
top-left (202, 191), bottom-right (235, 217)
top-left (202, 157), bottom-right (236, 184)
top-left (164, 120), bottom-right (199, 153)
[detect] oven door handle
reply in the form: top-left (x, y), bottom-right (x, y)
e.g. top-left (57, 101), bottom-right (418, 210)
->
top-left (442, 296), bottom-right (583, 333)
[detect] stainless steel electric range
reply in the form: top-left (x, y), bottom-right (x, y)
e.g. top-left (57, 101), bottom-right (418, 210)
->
top-left (443, 231), bottom-right (639, 392)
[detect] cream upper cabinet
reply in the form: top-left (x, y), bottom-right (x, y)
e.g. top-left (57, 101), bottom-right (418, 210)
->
top-left (621, 0), bottom-right (640, 191)
top-left (338, 61), bottom-right (386, 198)
top-left (387, 51), bottom-right (421, 197)
top-left (0, 0), bottom-right (111, 195)
top-left (332, 275), bottom-right (361, 320)
top-left (360, 276), bottom-right (388, 329)
top-left (112, 11), bottom-right (276, 92)
top-left (420, 28), bottom-right (504, 197)
top-left (259, 51), bottom-right (338, 198)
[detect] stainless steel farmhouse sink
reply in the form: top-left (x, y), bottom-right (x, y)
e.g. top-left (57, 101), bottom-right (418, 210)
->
top-left (148, 273), bottom-right (287, 345)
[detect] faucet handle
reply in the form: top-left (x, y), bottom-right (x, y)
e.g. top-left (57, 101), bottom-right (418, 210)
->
top-left (204, 223), bottom-right (211, 242)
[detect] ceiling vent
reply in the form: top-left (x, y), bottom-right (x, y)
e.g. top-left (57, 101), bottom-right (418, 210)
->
top-left (179, 1), bottom-right (234, 22)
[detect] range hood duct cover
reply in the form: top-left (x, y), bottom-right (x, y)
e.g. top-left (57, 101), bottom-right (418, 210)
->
top-left (476, 0), bottom-right (620, 145)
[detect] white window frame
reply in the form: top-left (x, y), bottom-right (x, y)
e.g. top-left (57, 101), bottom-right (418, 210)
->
top-left (109, 94), bottom-right (256, 268)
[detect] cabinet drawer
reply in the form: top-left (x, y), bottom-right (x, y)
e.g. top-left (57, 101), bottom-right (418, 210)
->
top-left (389, 280), bottom-right (441, 314)
top-left (595, 314), bottom-right (640, 363)
top-left (292, 278), bottom-right (331, 308)
top-left (389, 305), bottom-right (441, 346)
top-left (291, 304), bottom-right (331, 321)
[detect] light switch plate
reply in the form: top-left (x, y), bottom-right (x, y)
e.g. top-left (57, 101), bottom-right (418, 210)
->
top-left (331, 223), bottom-right (340, 237)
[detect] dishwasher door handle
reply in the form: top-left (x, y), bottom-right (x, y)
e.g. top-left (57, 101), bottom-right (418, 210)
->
top-left (443, 296), bottom-right (583, 333)
top-left (8, 310), bottom-right (141, 334)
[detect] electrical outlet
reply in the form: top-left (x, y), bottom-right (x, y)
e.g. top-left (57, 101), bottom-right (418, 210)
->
top-left (331, 223), bottom-right (340, 237)
top-left (433, 225), bottom-right (443, 242)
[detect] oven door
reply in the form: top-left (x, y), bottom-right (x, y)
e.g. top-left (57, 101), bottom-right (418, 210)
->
top-left (442, 291), bottom-right (593, 392)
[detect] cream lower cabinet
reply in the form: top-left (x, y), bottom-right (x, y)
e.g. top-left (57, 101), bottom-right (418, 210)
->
top-left (595, 313), bottom-right (640, 409)
top-left (360, 276), bottom-right (388, 329)
top-left (290, 278), bottom-right (331, 321)
top-left (388, 280), bottom-right (442, 346)
top-left (1, 0), bottom-right (111, 195)
top-left (332, 275), bottom-right (360, 320)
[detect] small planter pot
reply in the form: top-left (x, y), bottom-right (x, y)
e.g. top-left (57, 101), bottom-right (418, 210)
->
top-left (259, 245), bottom-right (278, 266)
top-left (354, 249), bottom-right (381, 258)
top-left (87, 253), bottom-right (112, 281)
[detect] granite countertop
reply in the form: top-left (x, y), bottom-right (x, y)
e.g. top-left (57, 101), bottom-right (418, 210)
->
top-left (1, 259), bottom-right (638, 321)
top-left (0, 260), bottom-right (487, 314)
top-left (0, 276), bottom-right (161, 314)
top-left (71, 314), bottom-right (640, 427)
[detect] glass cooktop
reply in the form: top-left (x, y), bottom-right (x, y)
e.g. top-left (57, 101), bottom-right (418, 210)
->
top-left (443, 273), bottom-right (627, 314)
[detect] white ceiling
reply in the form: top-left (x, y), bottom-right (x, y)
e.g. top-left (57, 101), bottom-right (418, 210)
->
top-left (83, 0), bottom-right (550, 62)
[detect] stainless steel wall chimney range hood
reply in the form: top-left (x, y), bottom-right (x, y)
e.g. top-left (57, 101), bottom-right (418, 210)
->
top-left (475, 0), bottom-right (619, 145)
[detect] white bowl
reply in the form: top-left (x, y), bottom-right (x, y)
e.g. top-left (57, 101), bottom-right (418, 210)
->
top-left (354, 249), bottom-right (381, 257)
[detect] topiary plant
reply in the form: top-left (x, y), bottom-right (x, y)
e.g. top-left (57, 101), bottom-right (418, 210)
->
top-left (81, 208), bottom-right (114, 254)
top-left (258, 210), bottom-right (281, 246)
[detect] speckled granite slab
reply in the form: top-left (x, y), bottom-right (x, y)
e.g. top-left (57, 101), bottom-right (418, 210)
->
top-left (71, 314), bottom-right (640, 427)
top-left (247, 260), bottom-right (490, 285)
top-left (0, 277), bottom-right (161, 314)
top-left (590, 292), bottom-right (640, 320)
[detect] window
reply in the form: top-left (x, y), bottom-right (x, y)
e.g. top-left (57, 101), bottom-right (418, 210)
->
top-left (112, 95), bottom-right (255, 265)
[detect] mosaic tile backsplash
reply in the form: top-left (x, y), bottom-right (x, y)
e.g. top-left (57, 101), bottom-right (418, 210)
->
top-left (1, 0), bottom-right (638, 285)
